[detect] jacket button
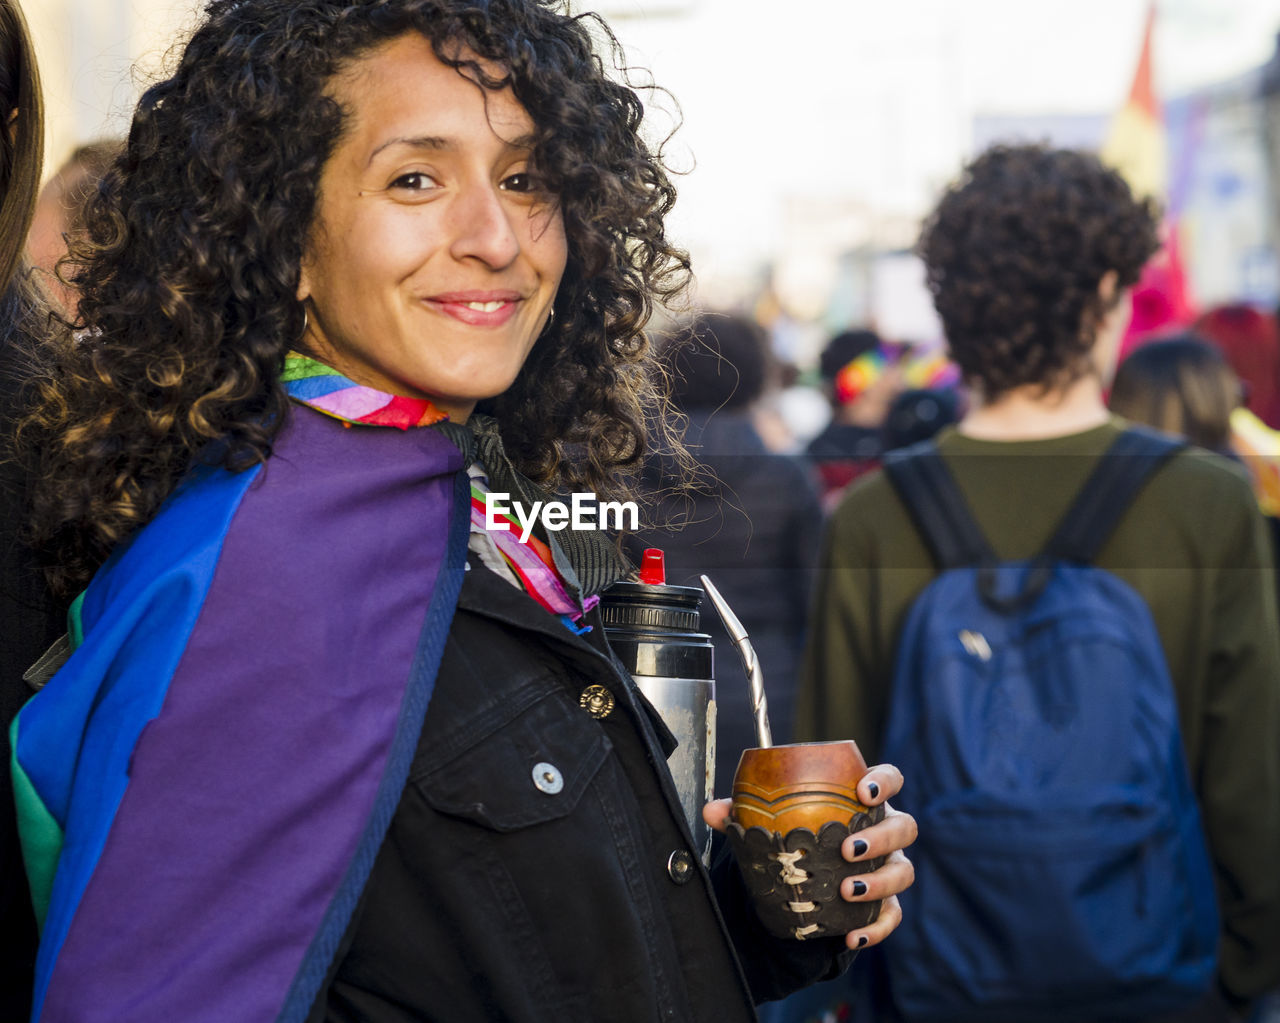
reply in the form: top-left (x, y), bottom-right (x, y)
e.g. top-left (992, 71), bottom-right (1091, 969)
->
top-left (532, 762), bottom-right (564, 794)
top-left (667, 849), bottom-right (694, 885)
top-left (579, 684), bottom-right (615, 719)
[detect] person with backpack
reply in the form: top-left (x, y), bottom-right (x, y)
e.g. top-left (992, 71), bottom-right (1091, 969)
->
top-left (794, 144), bottom-right (1280, 1023)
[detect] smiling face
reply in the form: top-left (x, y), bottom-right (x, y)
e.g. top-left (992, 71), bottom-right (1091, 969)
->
top-left (296, 33), bottom-right (567, 422)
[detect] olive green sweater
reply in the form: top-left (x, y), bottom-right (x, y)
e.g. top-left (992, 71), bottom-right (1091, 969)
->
top-left (796, 418), bottom-right (1280, 1002)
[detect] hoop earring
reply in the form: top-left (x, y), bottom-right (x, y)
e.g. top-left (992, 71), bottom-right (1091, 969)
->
top-left (298, 305), bottom-right (310, 344)
top-left (540, 306), bottom-right (556, 338)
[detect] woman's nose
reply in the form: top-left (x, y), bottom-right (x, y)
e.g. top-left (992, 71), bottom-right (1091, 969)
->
top-left (448, 182), bottom-right (521, 269)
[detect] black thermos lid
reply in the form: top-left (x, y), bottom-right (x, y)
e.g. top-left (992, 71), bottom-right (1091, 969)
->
top-left (600, 579), bottom-right (714, 681)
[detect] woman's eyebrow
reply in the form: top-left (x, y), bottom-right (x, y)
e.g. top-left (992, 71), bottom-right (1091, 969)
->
top-left (368, 132), bottom-right (538, 167)
top-left (368, 135), bottom-right (450, 165)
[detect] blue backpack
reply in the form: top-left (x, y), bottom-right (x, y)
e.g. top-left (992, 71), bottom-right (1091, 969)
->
top-left (879, 429), bottom-right (1219, 1023)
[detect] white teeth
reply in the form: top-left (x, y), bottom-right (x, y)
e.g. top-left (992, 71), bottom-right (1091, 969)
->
top-left (462, 301), bottom-right (505, 312)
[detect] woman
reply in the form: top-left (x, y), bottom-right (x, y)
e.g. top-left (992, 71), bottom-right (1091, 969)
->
top-left (13, 2), bottom-right (916, 1020)
top-left (0, 1), bottom-right (65, 1016)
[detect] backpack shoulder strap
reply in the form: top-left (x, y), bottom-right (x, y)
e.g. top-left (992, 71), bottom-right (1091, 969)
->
top-left (883, 440), bottom-right (994, 570)
top-left (1044, 426), bottom-right (1186, 564)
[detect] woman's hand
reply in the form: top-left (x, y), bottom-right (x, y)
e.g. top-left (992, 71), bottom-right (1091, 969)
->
top-left (703, 762), bottom-right (918, 951)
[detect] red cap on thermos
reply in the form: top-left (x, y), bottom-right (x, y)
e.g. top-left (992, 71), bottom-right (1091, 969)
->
top-left (638, 547), bottom-right (666, 586)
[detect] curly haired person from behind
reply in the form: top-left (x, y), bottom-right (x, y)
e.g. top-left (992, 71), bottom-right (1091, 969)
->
top-left (796, 145), bottom-right (1280, 1021)
top-left (12, 1), bottom-right (916, 1019)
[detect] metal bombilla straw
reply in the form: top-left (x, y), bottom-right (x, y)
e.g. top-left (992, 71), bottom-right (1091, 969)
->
top-left (700, 574), bottom-right (772, 749)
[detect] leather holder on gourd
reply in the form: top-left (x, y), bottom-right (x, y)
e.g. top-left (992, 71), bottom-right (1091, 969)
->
top-left (727, 740), bottom-right (884, 941)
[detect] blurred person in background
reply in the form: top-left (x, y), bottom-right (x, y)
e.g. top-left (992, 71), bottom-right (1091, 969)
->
top-left (26, 138), bottom-right (122, 316)
top-left (797, 143), bottom-right (1280, 1023)
top-left (1109, 333), bottom-right (1280, 645)
top-left (1111, 331), bottom-right (1278, 1023)
top-left (805, 329), bottom-right (903, 507)
top-left (1109, 334), bottom-right (1241, 454)
top-left (1112, 330), bottom-right (1280, 521)
top-left (627, 312), bottom-right (823, 798)
top-left (0, 0), bottom-right (65, 1018)
top-left (881, 386), bottom-right (961, 454)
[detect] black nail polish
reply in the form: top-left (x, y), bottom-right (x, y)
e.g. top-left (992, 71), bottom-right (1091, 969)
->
top-left (868, 781), bottom-right (880, 800)
top-left (857, 935), bottom-right (868, 948)
top-left (852, 880), bottom-right (867, 897)
top-left (852, 839), bottom-right (868, 857)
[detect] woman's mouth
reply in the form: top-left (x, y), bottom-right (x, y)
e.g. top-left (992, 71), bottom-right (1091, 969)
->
top-left (426, 292), bottom-right (522, 327)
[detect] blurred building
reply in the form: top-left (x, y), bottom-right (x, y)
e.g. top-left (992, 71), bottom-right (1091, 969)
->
top-left (1181, 58), bottom-right (1276, 308)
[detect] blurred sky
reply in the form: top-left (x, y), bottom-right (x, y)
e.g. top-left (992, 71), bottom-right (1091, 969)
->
top-left (24, 0), bottom-right (1280, 306)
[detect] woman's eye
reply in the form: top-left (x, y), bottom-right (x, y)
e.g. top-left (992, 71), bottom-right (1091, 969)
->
top-left (389, 171), bottom-right (439, 192)
top-left (501, 172), bottom-right (540, 194)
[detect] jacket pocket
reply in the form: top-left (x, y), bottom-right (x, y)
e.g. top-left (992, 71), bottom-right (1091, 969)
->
top-left (411, 679), bottom-right (612, 832)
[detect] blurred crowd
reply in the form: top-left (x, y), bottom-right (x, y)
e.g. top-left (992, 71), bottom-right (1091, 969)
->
top-left (628, 265), bottom-right (1280, 1023)
top-left (637, 299), bottom-right (1278, 722)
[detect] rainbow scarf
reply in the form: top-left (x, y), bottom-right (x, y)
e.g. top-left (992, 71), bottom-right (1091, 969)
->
top-left (281, 352), bottom-right (449, 429)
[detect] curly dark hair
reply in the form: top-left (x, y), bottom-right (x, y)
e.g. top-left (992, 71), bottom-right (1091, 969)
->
top-left (23, 0), bottom-right (690, 596)
top-left (917, 144), bottom-right (1159, 400)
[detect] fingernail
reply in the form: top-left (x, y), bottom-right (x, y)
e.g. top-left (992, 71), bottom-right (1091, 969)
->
top-left (867, 781), bottom-right (880, 800)
top-left (852, 838), bottom-right (868, 857)
top-left (851, 880), bottom-right (867, 897)
top-left (857, 935), bottom-right (868, 948)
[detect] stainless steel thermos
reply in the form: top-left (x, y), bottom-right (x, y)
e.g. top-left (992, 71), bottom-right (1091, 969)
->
top-left (601, 550), bottom-right (716, 863)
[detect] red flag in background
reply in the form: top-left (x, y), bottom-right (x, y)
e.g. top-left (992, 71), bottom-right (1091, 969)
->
top-left (1100, 4), bottom-right (1196, 358)
top-left (1102, 5), bottom-right (1164, 198)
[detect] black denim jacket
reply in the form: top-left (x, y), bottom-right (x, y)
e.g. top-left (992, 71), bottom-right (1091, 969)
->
top-left (312, 557), bottom-right (852, 1022)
